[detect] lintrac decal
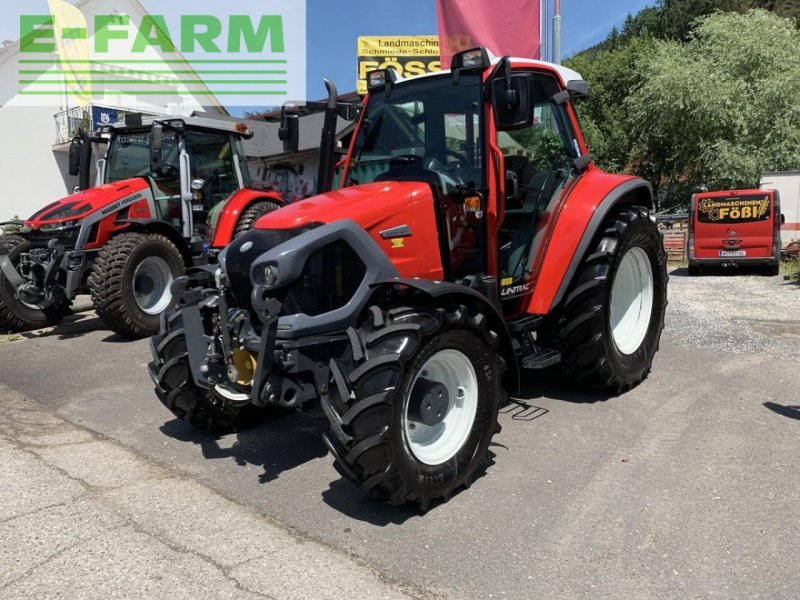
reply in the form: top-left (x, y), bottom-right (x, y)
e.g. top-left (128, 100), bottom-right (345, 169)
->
top-left (697, 195), bottom-right (771, 224)
top-left (500, 280), bottom-right (533, 298)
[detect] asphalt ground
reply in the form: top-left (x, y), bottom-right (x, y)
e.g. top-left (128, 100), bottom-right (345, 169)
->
top-left (1, 269), bottom-right (799, 599)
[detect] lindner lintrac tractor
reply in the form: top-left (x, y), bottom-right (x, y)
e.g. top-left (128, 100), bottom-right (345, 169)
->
top-left (0, 115), bottom-right (282, 337)
top-left (150, 49), bottom-right (668, 509)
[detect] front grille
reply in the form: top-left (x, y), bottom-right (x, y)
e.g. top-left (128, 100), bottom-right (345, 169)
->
top-left (283, 241), bottom-right (366, 317)
top-left (27, 227), bottom-right (80, 248)
top-left (225, 225), bottom-right (321, 311)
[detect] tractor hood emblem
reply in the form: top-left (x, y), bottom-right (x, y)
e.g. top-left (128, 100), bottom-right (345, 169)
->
top-left (240, 241), bottom-right (254, 253)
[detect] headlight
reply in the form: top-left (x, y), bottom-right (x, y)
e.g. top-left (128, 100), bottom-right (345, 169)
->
top-left (262, 265), bottom-right (278, 287)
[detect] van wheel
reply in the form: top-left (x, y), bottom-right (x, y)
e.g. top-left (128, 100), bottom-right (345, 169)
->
top-left (765, 264), bottom-right (780, 277)
top-left (688, 264), bottom-right (701, 276)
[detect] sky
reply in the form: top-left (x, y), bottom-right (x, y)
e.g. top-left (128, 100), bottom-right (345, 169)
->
top-left (1, 0), bottom-right (658, 115)
top-left (274, 0), bottom-right (658, 116)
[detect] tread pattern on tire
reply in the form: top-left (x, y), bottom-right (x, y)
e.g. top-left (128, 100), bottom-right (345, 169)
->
top-left (149, 310), bottom-right (283, 433)
top-left (233, 201), bottom-right (280, 238)
top-left (0, 235), bottom-right (70, 332)
top-left (321, 302), bottom-right (505, 510)
top-left (553, 205), bottom-right (668, 394)
top-left (88, 232), bottom-right (185, 338)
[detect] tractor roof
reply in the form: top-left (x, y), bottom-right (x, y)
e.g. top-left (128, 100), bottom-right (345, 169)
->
top-left (108, 114), bottom-right (254, 138)
top-left (396, 53), bottom-right (584, 89)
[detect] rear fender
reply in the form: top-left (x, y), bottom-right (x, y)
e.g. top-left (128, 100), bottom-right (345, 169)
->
top-left (528, 174), bottom-right (654, 315)
top-left (369, 278), bottom-right (520, 393)
top-left (211, 189), bottom-right (283, 248)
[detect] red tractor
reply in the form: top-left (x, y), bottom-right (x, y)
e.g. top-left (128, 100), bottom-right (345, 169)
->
top-left (150, 49), bottom-right (668, 509)
top-left (0, 115), bottom-right (283, 337)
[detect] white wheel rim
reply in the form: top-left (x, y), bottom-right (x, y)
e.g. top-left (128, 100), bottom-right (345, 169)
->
top-left (403, 349), bottom-right (478, 466)
top-left (133, 256), bottom-right (173, 315)
top-left (610, 246), bottom-right (654, 355)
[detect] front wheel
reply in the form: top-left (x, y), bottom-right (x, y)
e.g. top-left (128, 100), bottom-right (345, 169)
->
top-left (552, 205), bottom-right (667, 393)
top-left (0, 235), bottom-right (70, 332)
top-left (89, 232), bottom-right (185, 338)
top-left (322, 303), bottom-right (506, 510)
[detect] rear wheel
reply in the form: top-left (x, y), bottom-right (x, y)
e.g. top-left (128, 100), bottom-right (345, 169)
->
top-left (552, 205), bottom-right (667, 393)
top-left (149, 311), bottom-right (273, 433)
top-left (0, 235), bottom-right (70, 332)
top-left (233, 200), bottom-right (280, 238)
top-left (322, 303), bottom-right (505, 510)
top-left (688, 264), bottom-right (701, 276)
top-left (89, 232), bottom-right (184, 338)
top-left (765, 263), bottom-right (780, 277)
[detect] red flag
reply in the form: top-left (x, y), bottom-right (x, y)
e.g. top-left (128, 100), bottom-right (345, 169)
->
top-left (436, 0), bottom-right (542, 67)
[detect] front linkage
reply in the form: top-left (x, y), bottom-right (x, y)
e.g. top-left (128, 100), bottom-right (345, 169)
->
top-left (149, 221), bottom-right (514, 509)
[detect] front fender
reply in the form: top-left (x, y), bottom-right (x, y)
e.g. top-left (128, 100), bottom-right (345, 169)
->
top-left (369, 277), bottom-right (520, 393)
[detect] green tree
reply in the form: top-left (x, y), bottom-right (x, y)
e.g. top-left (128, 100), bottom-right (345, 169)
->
top-left (625, 10), bottom-right (800, 209)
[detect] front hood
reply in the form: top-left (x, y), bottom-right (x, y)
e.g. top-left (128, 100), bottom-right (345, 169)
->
top-left (253, 181), bottom-right (433, 231)
top-left (25, 177), bottom-right (150, 228)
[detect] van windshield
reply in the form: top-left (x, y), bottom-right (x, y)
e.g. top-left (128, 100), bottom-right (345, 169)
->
top-left (696, 194), bottom-right (771, 224)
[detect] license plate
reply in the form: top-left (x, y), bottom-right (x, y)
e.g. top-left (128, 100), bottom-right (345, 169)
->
top-left (719, 250), bottom-right (746, 257)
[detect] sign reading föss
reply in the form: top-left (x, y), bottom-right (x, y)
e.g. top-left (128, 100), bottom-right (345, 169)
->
top-left (357, 36), bottom-right (440, 95)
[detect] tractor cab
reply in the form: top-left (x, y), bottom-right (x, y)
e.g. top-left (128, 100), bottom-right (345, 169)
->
top-left (73, 114), bottom-right (255, 242)
top-left (287, 49), bottom-right (591, 317)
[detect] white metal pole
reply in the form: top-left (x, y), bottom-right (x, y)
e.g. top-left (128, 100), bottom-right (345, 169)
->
top-left (541, 0), bottom-right (548, 61)
top-left (553, 0), bottom-right (562, 65)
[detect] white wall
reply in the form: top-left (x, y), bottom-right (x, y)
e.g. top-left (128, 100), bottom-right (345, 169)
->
top-left (761, 172), bottom-right (800, 244)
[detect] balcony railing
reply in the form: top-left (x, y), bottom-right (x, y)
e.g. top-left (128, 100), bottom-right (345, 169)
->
top-left (54, 106), bottom-right (91, 146)
top-left (53, 105), bottom-right (158, 146)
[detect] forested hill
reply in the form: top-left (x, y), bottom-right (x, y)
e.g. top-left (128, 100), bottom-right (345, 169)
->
top-left (565, 1), bottom-right (800, 211)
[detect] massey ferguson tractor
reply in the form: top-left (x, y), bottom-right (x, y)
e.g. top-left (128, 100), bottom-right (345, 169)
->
top-left (0, 114), bottom-right (283, 337)
top-left (150, 48), bottom-right (668, 509)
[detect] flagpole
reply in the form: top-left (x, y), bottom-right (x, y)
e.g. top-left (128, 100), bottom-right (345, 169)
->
top-left (553, 0), bottom-right (562, 64)
top-left (541, 0), bottom-right (548, 61)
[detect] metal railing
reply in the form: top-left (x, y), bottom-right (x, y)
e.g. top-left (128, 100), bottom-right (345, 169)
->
top-left (53, 106), bottom-right (91, 146)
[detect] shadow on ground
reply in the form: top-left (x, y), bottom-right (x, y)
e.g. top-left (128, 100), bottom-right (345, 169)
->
top-left (157, 372), bottom-right (610, 523)
top-left (0, 312), bottom-right (127, 342)
top-left (764, 402), bottom-right (800, 421)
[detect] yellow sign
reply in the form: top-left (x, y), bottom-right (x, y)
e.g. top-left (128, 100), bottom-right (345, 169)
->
top-left (698, 195), bottom-right (771, 223)
top-left (357, 36), bottom-right (441, 95)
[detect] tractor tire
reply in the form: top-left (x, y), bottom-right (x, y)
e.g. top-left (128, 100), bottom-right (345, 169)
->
top-left (150, 310), bottom-right (273, 433)
top-left (0, 235), bottom-right (70, 332)
top-left (89, 232), bottom-right (184, 338)
top-left (233, 200), bottom-right (280, 238)
top-left (322, 303), bottom-right (506, 510)
top-left (552, 205), bottom-right (667, 394)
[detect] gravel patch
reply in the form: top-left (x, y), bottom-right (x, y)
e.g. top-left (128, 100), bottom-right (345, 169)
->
top-left (664, 266), bottom-right (800, 360)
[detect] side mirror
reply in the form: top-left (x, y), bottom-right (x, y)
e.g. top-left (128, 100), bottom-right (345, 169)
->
top-left (491, 74), bottom-right (534, 131)
top-left (278, 110), bottom-right (300, 154)
top-left (68, 137), bottom-right (81, 176)
top-left (150, 122), bottom-right (163, 172)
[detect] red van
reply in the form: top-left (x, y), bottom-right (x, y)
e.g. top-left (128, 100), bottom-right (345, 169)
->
top-left (688, 189), bottom-right (782, 276)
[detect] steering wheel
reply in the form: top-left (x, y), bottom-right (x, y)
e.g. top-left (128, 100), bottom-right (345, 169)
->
top-left (154, 163), bottom-right (179, 179)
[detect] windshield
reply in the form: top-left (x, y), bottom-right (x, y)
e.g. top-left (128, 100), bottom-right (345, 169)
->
top-left (348, 73), bottom-right (484, 190)
top-left (105, 129), bottom-right (179, 183)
